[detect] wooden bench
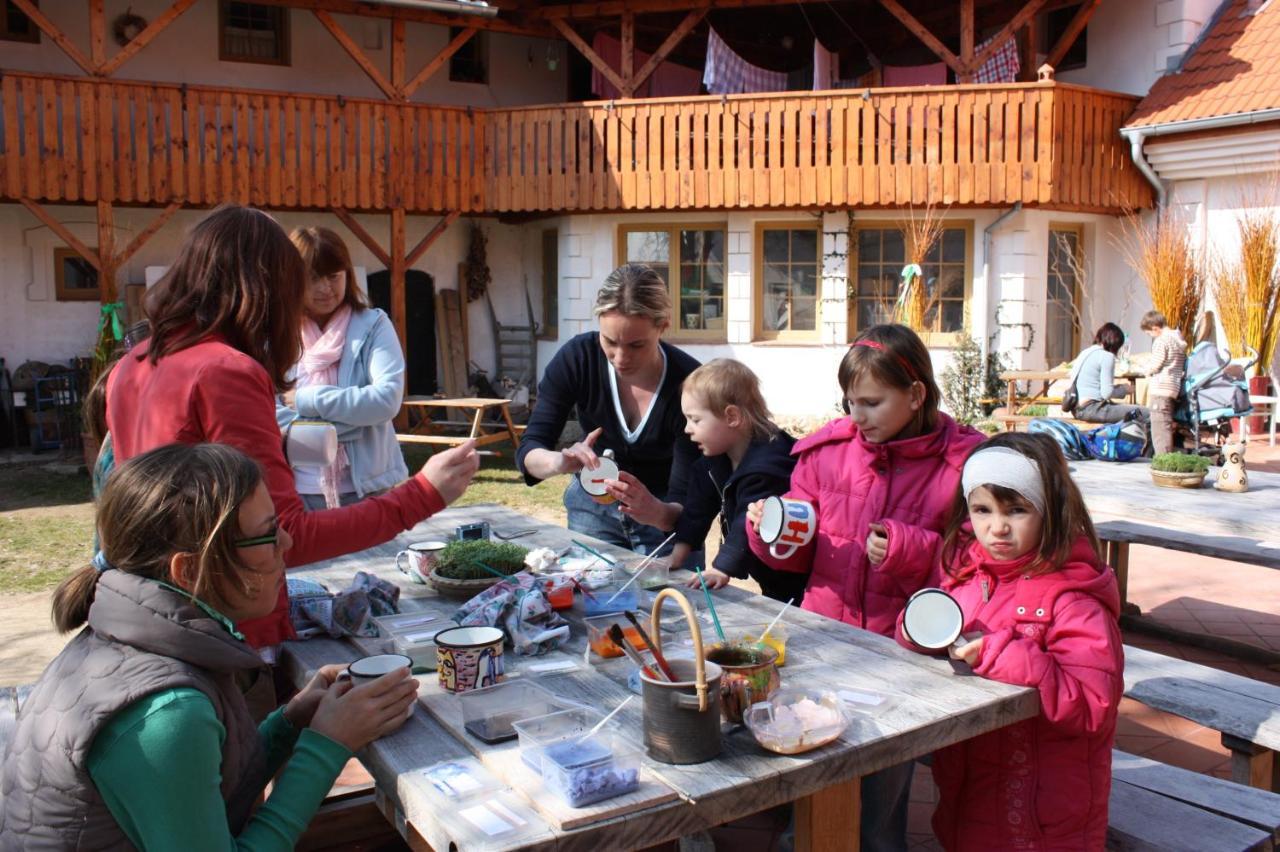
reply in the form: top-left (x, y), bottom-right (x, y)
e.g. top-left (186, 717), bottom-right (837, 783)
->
top-left (997, 413), bottom-right (1096, 432)
top-left (1108, 749), bottom-right (1280, 850)
top-left (1124, 645), bottom-right (1280, 792)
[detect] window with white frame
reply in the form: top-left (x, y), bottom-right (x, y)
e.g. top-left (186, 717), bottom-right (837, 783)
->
top-left (756, 223), bottom-right (821, 341)
top-left (618, 225), bottom-right (726, 339)
top-left (852, 223), bottom-right (971, 341)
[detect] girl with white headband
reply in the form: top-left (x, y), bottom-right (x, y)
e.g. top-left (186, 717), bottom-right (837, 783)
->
top-left (900, 431), bottom-right (1123, 851)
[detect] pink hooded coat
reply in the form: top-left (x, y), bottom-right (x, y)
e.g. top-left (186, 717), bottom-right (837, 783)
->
top-left (907, 537), bottom-right (1123, 851)
top-left (747, 413), bottom-right (983, 636)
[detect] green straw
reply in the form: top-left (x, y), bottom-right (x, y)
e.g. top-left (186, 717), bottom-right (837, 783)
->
top-left (571, 539), bottom-right (617, 566)
top-left (694, 565), bottom-right (726, 642)
top-left (472, 561), bottom-right (520, 581)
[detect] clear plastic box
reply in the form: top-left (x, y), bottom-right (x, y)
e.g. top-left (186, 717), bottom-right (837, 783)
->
top-left (612, 557), bottom-right (670, 591)
top-left (580, 585), bottom-right (643, 616)
top-left (511, 707), bottom-right (604, 771)
top-left (392, 628), bottom-right (447, 673)
top-left (458, 680), bottom-right (581, 744)
top-left (450, 791), bottom-right (543, 846)
top-left (418, 757), bottom-right (505, 801)
top-left (584, 613), bottom-right (653, 659)
top-left (373, 611), bottom-right (440, 637)
top-left (539, 730), bottom-right (641, 807)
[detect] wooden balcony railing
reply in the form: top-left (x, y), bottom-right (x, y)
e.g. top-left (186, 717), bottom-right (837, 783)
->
top-left (0, 72), bottom-right (1151, 215)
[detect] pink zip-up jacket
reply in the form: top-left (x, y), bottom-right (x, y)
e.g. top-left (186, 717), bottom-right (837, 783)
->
top-left (747, 413), bottom-right (983, 636)
top-left (901, 537), bottom-right (1123, 851)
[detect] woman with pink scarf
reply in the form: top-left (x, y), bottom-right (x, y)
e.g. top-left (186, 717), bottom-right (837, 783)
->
top-left (278, 227), bottom-right (409, 509)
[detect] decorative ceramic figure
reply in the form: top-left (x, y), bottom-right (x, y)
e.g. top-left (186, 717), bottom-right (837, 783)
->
top-left (1215, 442), bottom-right (1249, 493)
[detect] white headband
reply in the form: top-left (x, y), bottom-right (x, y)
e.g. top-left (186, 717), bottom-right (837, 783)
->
top-left (961, 447), bottom-right (1046, 516)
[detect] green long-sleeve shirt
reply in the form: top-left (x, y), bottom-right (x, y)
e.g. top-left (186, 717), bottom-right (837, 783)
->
top-left (86, 688), bottom-right (351, 850)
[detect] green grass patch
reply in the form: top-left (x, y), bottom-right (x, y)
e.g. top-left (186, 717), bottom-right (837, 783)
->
top-left (401, 446), bottom-right (567, 525)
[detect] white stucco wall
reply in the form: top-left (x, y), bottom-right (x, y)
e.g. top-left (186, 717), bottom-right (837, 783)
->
top-left (1, 1), bottom-right (566, 107)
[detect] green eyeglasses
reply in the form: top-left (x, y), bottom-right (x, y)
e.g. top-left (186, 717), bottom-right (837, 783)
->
top-left (234, 527), bottom-right (279, 549)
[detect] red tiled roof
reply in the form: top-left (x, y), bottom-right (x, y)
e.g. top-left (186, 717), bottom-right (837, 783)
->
top-left (1127, 0), bottom-right (1280, 128)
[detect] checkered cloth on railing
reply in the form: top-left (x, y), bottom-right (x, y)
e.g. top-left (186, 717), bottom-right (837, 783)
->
top-left (971, 35), bottom-right (1020, 84)
top-left (703, 27), bottom-right (789, 95)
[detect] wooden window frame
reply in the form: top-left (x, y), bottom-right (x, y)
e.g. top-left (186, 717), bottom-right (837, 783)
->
top-left (754, 221), bottom-right (824, 343)
top-left (54, 247), bottom-right (101, 302)
top-left (850, 220), bottom-right (975, 347)
top-left (538, 228), bottom-right (559, 341)
top-left (218, 0), bottom-right (291, 67)
top-left (616, 222), bottom-right (729, 344)
top-left (1046, 222), bottom-right (1085, 365)
top-left (1, 0), bottom-right (40, 44)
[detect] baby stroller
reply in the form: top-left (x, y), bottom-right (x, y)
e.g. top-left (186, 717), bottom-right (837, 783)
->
top-left (1173, 343), bottom-right (1256, 457)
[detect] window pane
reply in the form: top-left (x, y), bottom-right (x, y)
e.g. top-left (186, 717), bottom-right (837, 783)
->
top-left (938, 268), bottom-right (964, 298)
top-left (941, 301), bottom-right (963, 332)
top-left (763, 230), bottom-right (789, 261)
top-left (626, 231), bottom-right (669, 264)
top-left (792, 297), bottom-right (817, 330)
top-left (942, 228), bottom-right (965, 262)
top-left (791, 231), bottom-right (817, 263)
top-left (858, 229), bottom-right (881, 261)
top-left (794, 266), bottom-right (817, 298)
top-left (882, 229), bottom-right (905, 263)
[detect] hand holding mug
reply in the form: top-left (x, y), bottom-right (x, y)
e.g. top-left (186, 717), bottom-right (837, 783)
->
top-left (560, 427), bottom-right (604, 475)
top-left (746, 499), bottom-right (765, 529)
top-left (606, 471), bottom-right (673, 528)
top-left (866, 522), bottom-right (888, 565)
top-left (283, 663), bottom-right (346, 729)
top-left (756, 496), bottom-right (817, 560)
top-left (950, 635), bottom-right (984, 666)
top-left (310, 666), bottom-right (417, 750)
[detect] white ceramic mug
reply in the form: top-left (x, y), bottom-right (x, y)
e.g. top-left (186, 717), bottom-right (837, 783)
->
top-left (285, 420), bottom-right (337, 467)
top-left (757, 496), bottom-right (817, 560)
top-left (346, 653), bottom-right (416, 721)
top-left (901, 588), bottom-right (965, 651)
top-left (396, 540), bottom-right (449, 584)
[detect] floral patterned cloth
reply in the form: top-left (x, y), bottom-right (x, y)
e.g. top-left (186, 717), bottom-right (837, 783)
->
top-left (287, 571), bottom-right (400, 640)
top-left (452, 573), bottom-right (570, 656)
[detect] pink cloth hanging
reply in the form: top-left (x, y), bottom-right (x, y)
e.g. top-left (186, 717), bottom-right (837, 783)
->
top-left (589, 32), bottom-right (702, 99)
top-left (882, 62), bottom-right (948, 87)
top-left (814, 39), bottom-right (840, 91)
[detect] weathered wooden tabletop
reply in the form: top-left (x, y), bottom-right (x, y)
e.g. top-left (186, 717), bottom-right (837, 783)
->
top-left (281, 504), bottom-right (1038, 852)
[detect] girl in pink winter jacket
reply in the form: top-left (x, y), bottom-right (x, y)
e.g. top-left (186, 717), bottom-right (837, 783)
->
top-left (746, 323), bottom-right (983, 852)
top-left (906, 432), bottom-right (1123, 851)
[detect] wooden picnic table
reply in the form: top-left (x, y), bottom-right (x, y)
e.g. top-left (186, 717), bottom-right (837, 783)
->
top-left (280, 503), bottom-right (1038, 852)
top-left (999, 369), bottom-right (1141, 414)
top-left (397, 397), bottom-right (522, 453)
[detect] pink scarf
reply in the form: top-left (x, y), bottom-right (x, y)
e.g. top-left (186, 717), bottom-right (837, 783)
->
top-left (298, 305), bottom-right (353, 508)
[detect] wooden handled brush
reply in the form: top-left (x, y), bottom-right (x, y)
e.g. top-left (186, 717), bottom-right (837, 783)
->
top-left (623, 610), bottom-right (677, 682)
top-left (607, 623), bottom-right (668, 682)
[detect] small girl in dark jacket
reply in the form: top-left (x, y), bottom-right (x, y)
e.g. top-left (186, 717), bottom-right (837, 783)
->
top-left (670, 359), bottom-right (805, 603)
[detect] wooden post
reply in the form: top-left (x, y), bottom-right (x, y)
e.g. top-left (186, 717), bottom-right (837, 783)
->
top-left (96, 199), bottom-right (117, 303)
top-left (391, 19), bottom-right (406, 93)
top-left (390, 207), bottom-right (408, 353)
top-left (959, 0), bottom-right (974, 82)
top-left (89, 0), bottom-right (106, 68)
top-left (620, 12), bottom-right (635, 90)
top-left (1020, 14), bottom-right (1039, 82)
top-left (794, 776), bottom-right (860, 852)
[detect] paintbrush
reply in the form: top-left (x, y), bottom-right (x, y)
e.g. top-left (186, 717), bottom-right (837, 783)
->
top-left (607, 623), bottom-right (667, 681)
top-left (694, 565), bottom-right (726, 642)
top-left (574, 695), bottom-right (636, 744)
top-left (602, 531), bottom-right (677, 605)
top-left (568, 575), bottom-right (598, 602)
top-left (623, 610), bottom-right (677, 682)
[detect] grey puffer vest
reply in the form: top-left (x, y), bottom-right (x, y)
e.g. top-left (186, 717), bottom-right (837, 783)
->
top-left (0, 570), bottom-right (271, 850)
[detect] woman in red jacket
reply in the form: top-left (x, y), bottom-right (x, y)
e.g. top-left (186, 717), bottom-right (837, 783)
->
top-left (107, 205), bottom-right (479, 653)
top-left (902, 432), bottom-right (1123, 851)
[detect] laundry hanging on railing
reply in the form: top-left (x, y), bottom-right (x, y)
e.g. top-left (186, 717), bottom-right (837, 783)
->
top-left (882, 62), bottom-right (948, 87)
top-left (703, 27), bottom-right (789, 95)
top-left (589, 32), bottom-right (702, 99)
top-left (971, 34), bottom-right (1020, 84)
top-left (814, 38), bottom-right (840, 90)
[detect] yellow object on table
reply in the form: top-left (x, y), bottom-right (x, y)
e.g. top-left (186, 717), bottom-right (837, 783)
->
top-left (743, 624), bottom-right (788, 667)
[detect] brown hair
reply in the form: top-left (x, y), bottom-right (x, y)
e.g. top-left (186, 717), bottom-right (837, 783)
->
top-left (940, 432), bottom-right (1101, 578)
top-left (82, 357), bottom-right (121, 447)
top-left (1139, 310), bottom-right (1168, 331)
top-left (290, 226), bottom-right (368, 312)
top-left (51, 443), bottom-right (264, 634)
top-left (838, 324), bottom-right (941, 434)
top-left (593, 263), bottom-right (671, 327)
top-left (144, 205), bottom-right (304, 391)
top-left (682, 359), bottom-right (778, 441)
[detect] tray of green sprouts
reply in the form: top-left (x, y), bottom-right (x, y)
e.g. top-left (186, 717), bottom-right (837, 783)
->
top-left (428, 540), bottom-right (530, 597)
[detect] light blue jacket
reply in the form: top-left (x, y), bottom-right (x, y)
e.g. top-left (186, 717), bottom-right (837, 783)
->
top-left (1071, 345), bottom-right (1121, 404)
top-left (276, 307), bottom-right (409, 497)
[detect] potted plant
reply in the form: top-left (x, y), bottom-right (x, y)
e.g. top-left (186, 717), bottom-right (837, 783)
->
top-left (429, 539), bottom-right (529, 597)
top-left (1149, 452), bottom-right (1211, 488)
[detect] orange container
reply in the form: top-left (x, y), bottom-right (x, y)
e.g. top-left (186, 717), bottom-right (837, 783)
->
top-left (541, 577), bottom-right (574, 610)
top-left (585, 615), bottom-right (649, 658)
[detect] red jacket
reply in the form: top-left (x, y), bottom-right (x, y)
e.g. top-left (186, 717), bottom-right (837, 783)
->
top-left (747, 413), bottom-right (983, 636)
top-left (106, 336), bottom-right (444, 648)
top-left (907, 537), bottom-right (1123, 851)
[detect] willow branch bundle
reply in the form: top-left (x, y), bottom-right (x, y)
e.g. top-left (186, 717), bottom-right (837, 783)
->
top-left (1237, 208), bottom-right (1280, 365)
top-left (1119, 213), bottom-right (1203, 341)
top-left (1210, 253), bottom-right (1249, 359)
top-left (896, 201), bottom-right (946, 331)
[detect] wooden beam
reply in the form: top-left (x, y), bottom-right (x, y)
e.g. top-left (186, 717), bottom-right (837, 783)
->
top-left (1045, 0), bottom-right (1101, 71)
top-left (536, 0), bottom-right (832, 18)
top-left (251, 0), bottom-right (552, 38)
top-left (629, 8), bottom-right (706, 93)
top-left (8, 0), bottom-right (96, 76)
top-left (332, 208), bottom-right (393, 269)
top-left (113, 202), bottom-right (181, 269)
top-left (89, 0), bottom-right (105, 67)
top-left (405, 211), bottom-right (460, 268)
top-left (314, 10), bottom-right (401, 101)
top-left (552, 19), bottom-right (628, 98)
top-left (402, 27), bottom-right (477, 100)
top-left (965, 0), bottom-right (1051, 76)
top-left (391, 19), bottom-right (406, 91)
top-left (97, 200), bottom-right (117, 302)
top-left (620, 12), bottom-right (635, 84)
top-left (389, 208), bottom-right (408, 353)
top-left (1020, 11), bottom-right (1039, 82)
top-left (20, 199), bottom-right (101, 272)
top-left (98, 0), bottom-right (198, 77)
top-left (877, 0), bottom-right (964, 75)
top-left (960, 0), bottom-right (975, 67)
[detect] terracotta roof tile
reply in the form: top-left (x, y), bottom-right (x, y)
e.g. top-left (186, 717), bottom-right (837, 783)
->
top-left (1128, 0), bottom-right (1280, 127)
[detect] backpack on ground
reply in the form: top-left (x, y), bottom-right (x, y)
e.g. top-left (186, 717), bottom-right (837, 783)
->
top-left (1028, 417), bottom-right (1094, 461)
top-left (1083, 420), bottom-right (1147, 462)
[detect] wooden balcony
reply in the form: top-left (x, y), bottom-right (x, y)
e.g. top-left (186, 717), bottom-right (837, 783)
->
top-left (0, 72), bottom-right (1152, 216)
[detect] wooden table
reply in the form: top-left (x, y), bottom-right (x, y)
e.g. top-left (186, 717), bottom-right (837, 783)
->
top-left (281, 504), bottom-right (1038, 852)
top-left (999, 369), bottom-right (1141, 413)
top-left (397, 397), bottom-right (522, 453)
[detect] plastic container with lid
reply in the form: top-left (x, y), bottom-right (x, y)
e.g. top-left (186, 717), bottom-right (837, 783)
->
top-left (449, 791), bottom-right (543, 846)
top-left (612, 557), bottom-right (670, 591)
top-left (392, 627), bottom-right (447, 673)
top-left (418, 757), bottom-right (505, 801)
top-left (373, 610), bottom-right (439, 637)
top-left (458, 680), bottom-right (582, 744)
top-left (539, 731), bottom-right (641, 807)
top-left (538, 575), bottom-right (575, 610)
top-left (584, 613), bottom-right (652, 659)
top-left (512, 707), bottom-right (605, 771)
top-left (580, 585), bottom-right (643, 616)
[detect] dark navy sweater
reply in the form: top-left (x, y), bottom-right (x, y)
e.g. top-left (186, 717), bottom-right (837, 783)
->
top-left (674, 432), bottom-right (807, 603)
top-left (515, 332), bottom-right (700, 502)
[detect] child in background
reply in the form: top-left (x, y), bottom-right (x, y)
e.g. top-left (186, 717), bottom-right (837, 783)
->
top-left (745, 323), bottom-right (984, 852)
top-left (669, 359), bottom-right (805, 603)
top-left (1, 443), bottom-right (418, 848)
top-left (901, 432), bottom-right (1122, 850)
top-left (1140, 310), bottom-right (1187, 455)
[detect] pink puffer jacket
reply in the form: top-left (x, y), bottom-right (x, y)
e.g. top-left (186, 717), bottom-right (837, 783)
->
top-left (747, 413), bottom-right (983, 636)
top-left (910, 537), bottom-right (1123, 851)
